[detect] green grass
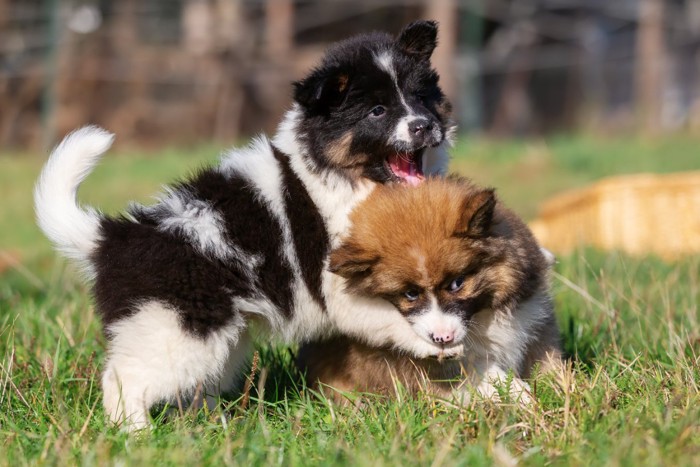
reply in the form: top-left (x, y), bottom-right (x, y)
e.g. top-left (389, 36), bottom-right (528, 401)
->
top-left (1, 135), bottom-right (699, 465)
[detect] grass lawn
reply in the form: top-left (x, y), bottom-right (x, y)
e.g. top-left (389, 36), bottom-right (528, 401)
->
top-left (1, 135), bottom-right (699, 465)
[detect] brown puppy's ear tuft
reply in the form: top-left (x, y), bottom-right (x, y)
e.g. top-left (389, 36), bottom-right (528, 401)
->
top-left (328, 242), bottom-right (379, 279)
top-left (396, 20), bottom-right (438, 60)
top-left (454, 189), bottom-right (497, 238)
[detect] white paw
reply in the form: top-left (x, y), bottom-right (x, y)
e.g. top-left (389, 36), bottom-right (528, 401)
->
top-left (478, 368), bottom-right (532, 405)
top-left (402, 340), bottom-right (465, 360)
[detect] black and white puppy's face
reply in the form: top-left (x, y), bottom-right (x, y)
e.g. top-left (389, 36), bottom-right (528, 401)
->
top-left (293, 21), bottom-right (453, 185)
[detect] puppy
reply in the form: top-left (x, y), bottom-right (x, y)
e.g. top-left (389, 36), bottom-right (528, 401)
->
top-left (34, 21), bottom-right (456, 429)
top-left (299, 178), bottom-right (562, 402)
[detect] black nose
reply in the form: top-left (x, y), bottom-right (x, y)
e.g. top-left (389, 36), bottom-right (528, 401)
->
top-left (409, 118), bottom-right (432, 137)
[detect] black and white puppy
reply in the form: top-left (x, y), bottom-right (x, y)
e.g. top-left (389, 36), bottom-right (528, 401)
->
top-left (34, 21), bottom-right (455, 429)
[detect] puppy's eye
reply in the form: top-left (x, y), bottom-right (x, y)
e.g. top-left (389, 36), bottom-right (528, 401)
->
top-left (447, 275), bottom-right (465, 293)
top-left (369, 105), bottom-right (386, 118)
top-left (404, 289), bottom-right (421, 302)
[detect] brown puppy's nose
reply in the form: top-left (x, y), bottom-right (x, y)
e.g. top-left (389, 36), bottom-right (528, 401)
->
top-left (430, 331), bottom-right (454, 344)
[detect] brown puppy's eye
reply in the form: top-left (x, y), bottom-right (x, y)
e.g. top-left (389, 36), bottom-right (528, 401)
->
top-left (404, 289), bottom-right (420, 302)
top-left (447, 275), bottom-right (465, 293)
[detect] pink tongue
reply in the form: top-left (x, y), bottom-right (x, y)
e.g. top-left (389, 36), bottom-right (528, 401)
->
top-left (389, 153), bottom-right (425, 186)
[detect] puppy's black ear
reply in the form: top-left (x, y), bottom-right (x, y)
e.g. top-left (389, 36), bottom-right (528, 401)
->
top-left (397, 20), bottom-right (438, 60)
top-left (293, 67), bottom-right (350, 114)
top-left (328, 242), bottom-right (378, 279)
top-left (454, 189), bottom-right (497, 238)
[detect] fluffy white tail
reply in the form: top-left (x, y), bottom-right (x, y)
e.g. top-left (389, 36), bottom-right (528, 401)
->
top-left (34, 126), bottom-right (114, 278)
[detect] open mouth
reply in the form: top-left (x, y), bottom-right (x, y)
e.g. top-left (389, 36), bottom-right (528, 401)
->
top-left (386, 151), bottom-right (425, 186)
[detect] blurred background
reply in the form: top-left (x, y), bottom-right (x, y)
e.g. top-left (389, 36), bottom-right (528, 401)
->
top-left (3, 0), bottom-right (700, 148)
top-left (1, 0), bottom-right (699, 272)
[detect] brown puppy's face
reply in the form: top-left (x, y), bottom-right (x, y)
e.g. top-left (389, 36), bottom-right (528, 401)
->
top-left (329, 179), bottom-right (525, 352)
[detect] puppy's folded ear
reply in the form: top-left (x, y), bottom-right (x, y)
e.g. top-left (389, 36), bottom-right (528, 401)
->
top-left (294, 67), bottom-right (350, 114)
top-left (454, 189), bottom-right (497, 238)
top-left (397, 20), bottom-right (438, 60)
top-left (328, 242), bottom-right (378, 279)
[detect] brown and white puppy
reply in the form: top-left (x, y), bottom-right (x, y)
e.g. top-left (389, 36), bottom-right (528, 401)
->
top-left (299, 177), bottom-right (562, 402)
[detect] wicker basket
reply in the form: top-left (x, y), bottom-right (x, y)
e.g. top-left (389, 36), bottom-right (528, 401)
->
top-left (529, 171), bottom-right (700, 259)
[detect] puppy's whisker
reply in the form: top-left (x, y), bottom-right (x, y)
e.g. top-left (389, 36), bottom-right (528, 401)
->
top-left (464, 335), bottom-right (477, 351)
top-left (394, 150), bottom-right (414, 164)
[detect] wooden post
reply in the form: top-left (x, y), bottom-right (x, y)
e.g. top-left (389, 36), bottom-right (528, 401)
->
top-left (0, 0), bottom-right (7, 31)
top-left (109, 0), bottom-right (146, 140)
top-left (462, 0), bottom-right (484, 132)
top-left (265, 0), bottom-right (293, 61)
top-left (687, 0), bottom-right (700, 130)
top-left (42, 0), bottom-right (60, 149)
top-left (635, 0), bottom-right (665, 134)
top-left (183, 0), bottom-right (214, 55)
top-left (213, 0), bottom-right (248, 141)
top-left (425, 0), bottom-right (457, 104)
top-left (263, 0), bottom-right (294, 126)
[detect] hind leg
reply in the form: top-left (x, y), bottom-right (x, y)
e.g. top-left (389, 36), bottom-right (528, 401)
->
top-left (201, 331), bottom-right (253, 411)
top-left (101, 300), bottom-right (248, 431)
top-left (102, 360), bottom-right (154, 430)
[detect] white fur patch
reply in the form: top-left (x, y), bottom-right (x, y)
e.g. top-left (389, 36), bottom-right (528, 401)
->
top-left (271, 105), bottom-right (304, 161)
top-left (374, 50), bottom-right (396, 79)
top-left (102, 300), bottom-right (249, 430)
top-left (274, 107), bottom-right (376, 246)
top-left (34, 126), bottom-right (113, 280)
top-left (475, 364), bottom-right (532, 403)
top-left (222, 123), bottom-right (330, 341)
top-left (219, 138), bottom-right (292, 262)
top-left (394, 115), bottom-right (421, 145)
top-left (373, 51), bottom-right (421, 144)
top-left (153, 191), bottom-right (261, 272)
top-left (540, 247), bottom-right (556, 267)
top-left (232, 295), bottom-right (284, 332)
top-left (466, 288), bottom-right (553, 374)
top-left (219, 136), bottom-right (285, 210)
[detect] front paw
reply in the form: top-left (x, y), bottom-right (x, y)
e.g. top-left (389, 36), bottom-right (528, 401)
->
top-left (404, 341), bottom-right (464, 360)
top-left (434, 343), bottom-right (465, 361)
top-left (478, 370), bottom-right (532, 405)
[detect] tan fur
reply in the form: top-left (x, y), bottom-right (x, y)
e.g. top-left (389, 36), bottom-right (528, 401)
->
top-left (298, 336), bottom-right (463, 402)
top-left (300, 177), bottom-right (562, 400)
top-left (324, 131), bottom-right (369, 180)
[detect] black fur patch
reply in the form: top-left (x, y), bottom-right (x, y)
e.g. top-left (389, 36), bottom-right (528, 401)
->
top-left (273, 147), bottom-right (329, 310)
top-left (93, 215), bottom-right (252, 337)
top-left (183, 169), bottom-right (296, 319)
top-left (444, 294), bottom-right (491, 325)
top-left (93, 167), bottom-right (297, 338)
